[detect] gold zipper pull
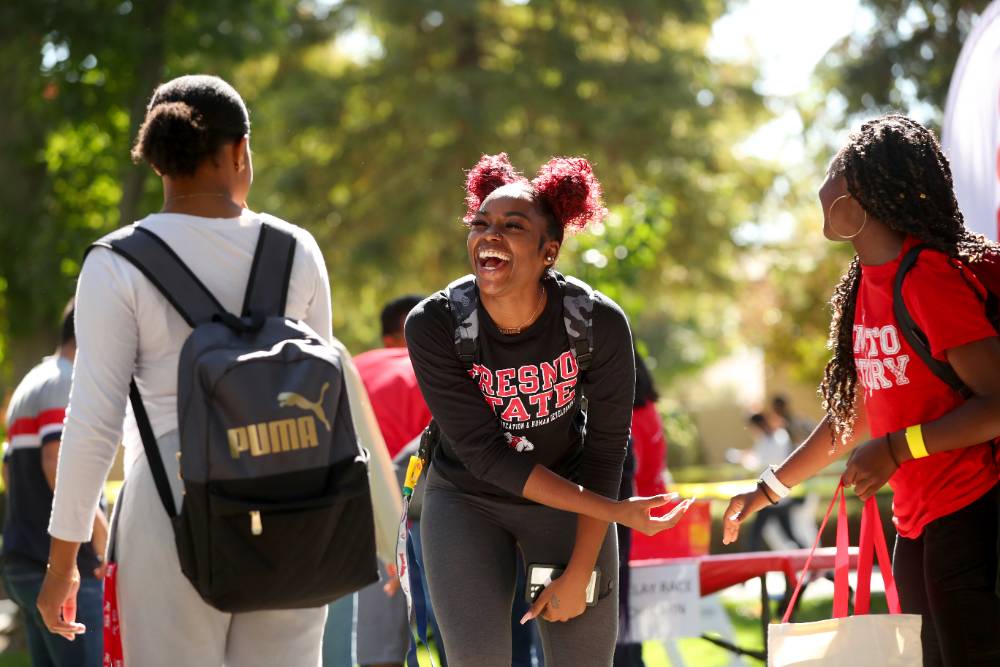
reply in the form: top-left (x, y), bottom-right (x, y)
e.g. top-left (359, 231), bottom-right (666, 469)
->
top-left (250, 511), bottom-right (263, 536)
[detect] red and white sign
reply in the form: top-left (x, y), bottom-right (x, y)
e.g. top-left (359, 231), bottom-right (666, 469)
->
top-left (943, 0), bottom-right (1000, 241)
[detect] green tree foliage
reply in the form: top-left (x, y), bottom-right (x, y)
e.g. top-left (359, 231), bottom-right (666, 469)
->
top-left (816, 0), bottom-right (993, 120)
top-left (0, 0), bottom-right (772, 392)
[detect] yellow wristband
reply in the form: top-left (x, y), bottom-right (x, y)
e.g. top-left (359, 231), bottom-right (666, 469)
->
top-left (905, 424), bottom-right (930, 459)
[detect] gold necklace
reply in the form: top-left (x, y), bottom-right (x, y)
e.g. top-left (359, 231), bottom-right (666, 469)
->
top-left (497, 286), bottom-right (546, 335)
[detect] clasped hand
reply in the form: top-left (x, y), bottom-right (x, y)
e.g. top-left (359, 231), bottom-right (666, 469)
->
top-left (843, 435), bottom-right (897, 501)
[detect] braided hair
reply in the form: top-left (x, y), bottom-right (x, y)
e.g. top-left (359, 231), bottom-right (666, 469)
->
top-left (821, 114), bottom-right (996, 445)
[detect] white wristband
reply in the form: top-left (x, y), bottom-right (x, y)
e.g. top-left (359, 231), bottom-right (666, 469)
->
top-left (759, 466), bottom-right (790, 500)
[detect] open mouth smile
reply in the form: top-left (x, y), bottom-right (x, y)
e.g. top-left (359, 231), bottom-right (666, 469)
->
top-left (476, 247), bottom-right (513, 272)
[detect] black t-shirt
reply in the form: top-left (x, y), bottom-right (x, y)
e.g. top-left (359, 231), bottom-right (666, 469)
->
top-left (405, 273), bottom-right (634, 501)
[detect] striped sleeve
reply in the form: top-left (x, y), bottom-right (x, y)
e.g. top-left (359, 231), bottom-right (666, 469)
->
top-left (37, 369), bottom-right (71, 445)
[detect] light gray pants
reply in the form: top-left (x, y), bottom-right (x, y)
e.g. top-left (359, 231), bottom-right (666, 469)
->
top-left (114, 432), bottom-right (327, 667)
top-left (421, 467), bottom-right (619, 667)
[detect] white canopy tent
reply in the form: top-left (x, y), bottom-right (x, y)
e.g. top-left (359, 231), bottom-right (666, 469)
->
top-left (942, 0), bottom-right (1000, 241)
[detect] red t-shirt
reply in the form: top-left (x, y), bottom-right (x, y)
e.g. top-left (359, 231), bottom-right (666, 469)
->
top-left (353, 347), bottom-right (432, 459)
top-left (855, 236), bottom-right (998, 538)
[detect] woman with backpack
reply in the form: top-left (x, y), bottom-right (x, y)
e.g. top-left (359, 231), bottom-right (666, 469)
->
top-left (723, 114), bottom-right (1000, 666)
top-left (405, 153), bottom-right (692, 666)
top-left (37, 75), bottom-right (344, 666)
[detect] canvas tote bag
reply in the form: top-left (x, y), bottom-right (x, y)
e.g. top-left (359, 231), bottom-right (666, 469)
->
top-left (767, 481), bottom-right (922, 667)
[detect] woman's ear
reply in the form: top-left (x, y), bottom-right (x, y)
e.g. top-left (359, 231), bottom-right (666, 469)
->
top-left (544, 241), bottom-right (561, 265)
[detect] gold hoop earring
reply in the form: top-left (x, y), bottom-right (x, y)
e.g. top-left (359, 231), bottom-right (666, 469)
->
top-left (828, 194), bottom-right (868, 239)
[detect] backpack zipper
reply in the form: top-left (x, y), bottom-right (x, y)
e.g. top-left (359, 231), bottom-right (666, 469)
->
top-left (250, 510), bottom-right (263, 535)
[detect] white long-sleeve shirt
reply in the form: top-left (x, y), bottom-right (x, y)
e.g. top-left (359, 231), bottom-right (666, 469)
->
top-left (50, 210), bottom-right (332, 542)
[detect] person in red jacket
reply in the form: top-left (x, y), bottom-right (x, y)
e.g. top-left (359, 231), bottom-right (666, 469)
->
top-left (723, 114), bottom-right (1000, 666)
top-left (354, 295), bottom-right (432, 458)
top-left (630, 349), bottom-right (668, 500)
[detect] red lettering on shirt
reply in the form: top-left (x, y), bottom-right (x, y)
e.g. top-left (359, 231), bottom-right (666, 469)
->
top-left (540, 362), bottom-right (558, 391)
top-left (500, 397), bottom-right (531, 422)
top-left (478, 366), bottom-right (495, 396)
top-left (529, 390), bottom-right (554, 417)
top-left (554, 380), bottom-right (576, 409)
top-left (557, 351), bottom-right (579, 380)
top-left (474, 354), bottom-right (580, 428)
top-left (518, 365), bottom-right (540, 394)
top-left (495, 368), bottom-right (517, 398)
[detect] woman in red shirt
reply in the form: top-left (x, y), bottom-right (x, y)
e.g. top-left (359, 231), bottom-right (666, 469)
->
top-left (630, 350), bottom-right (668, 500)
top-left (723, 114), bottom-right (1000, 666)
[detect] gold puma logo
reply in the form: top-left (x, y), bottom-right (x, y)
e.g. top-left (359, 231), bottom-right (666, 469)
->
top-left (277, 382), bottom-right (331, 431)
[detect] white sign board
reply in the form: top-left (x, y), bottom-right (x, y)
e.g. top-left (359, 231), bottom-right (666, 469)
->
top-left (942, 0), bottom-right (1000, 241)
top-left (626, 559), bottom-right (701, 641)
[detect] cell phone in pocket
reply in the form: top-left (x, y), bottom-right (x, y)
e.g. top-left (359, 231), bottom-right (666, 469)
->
top-left (525, 563), bottom-right (601, 607)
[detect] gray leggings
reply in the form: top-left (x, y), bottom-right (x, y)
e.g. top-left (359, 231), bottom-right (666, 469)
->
top-left (421, 467), bottom-right (619, 667)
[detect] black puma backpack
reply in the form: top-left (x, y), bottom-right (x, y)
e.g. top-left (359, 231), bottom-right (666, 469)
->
top-left (91, 221), bottom-right (378, 611)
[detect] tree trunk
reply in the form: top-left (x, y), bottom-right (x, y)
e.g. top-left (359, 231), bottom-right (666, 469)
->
top-left (117, 0), bottom-right (173, 228)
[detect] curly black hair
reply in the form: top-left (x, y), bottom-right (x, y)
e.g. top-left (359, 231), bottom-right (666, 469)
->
top-left (821, 114), bottom-right (996, 446)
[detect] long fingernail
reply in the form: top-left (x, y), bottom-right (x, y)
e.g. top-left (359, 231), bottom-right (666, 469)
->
top-left (519, 612), bottom-right (532, 625)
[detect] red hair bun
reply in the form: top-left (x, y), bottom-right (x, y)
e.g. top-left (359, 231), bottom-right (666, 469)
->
top-left (531, 157), bottom-right (606, 232)
top-left (463, 153), bottom-right (525, 222)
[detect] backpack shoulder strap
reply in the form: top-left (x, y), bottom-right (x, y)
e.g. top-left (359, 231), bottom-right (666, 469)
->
top-left (241, 222), bottom-right (297, 319)
top-left (446, 274), bottom-right (479, 369)
top-left (89, 225), bottom-right (225, 327)
top-left (87, 225), bottom-right (221, 519)
top-left (558, 273), bottom-right (596, 372)
top-left (892, 244), bottom-right (970, 396)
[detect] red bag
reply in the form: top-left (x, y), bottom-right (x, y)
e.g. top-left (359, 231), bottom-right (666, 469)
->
top-left (767, 482), bottom-right (922, 666)
top-left (103, 562), bottom-right (124, 667)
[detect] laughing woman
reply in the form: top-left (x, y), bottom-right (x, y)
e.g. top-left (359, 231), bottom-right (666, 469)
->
top-left (405, 154), bottom-right (690, 666)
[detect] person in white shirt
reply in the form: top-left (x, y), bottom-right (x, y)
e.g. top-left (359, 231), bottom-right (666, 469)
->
top-left (742, 413), bottom-right (805, 551)
top-left (36, 74), bottom-right (341, 667)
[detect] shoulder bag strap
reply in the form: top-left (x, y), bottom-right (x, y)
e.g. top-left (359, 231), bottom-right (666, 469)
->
top-left (87, 225), bottom-right (223, 519)
top-left (559, 273), bottom-right (596, 372)
top-left (446, 274), bottom-right (480, 369)
top-left (241, 222), bottom-right (297, 319)
top-left (129, 379), bottom-right (176, 517)
top-left (892, 244), bottom-right (970, 396)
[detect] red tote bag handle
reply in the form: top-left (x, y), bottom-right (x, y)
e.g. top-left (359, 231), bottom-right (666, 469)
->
top-left (853, 496), bottom-right (902, 615)
top-left (782, 481), bottom-right (900, 623)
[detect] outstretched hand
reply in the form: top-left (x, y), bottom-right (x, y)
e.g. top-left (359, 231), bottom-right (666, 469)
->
top-left (722, 487), bottom-right (770, 545)
top-left (617, 493), bottom-right (695, 536)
